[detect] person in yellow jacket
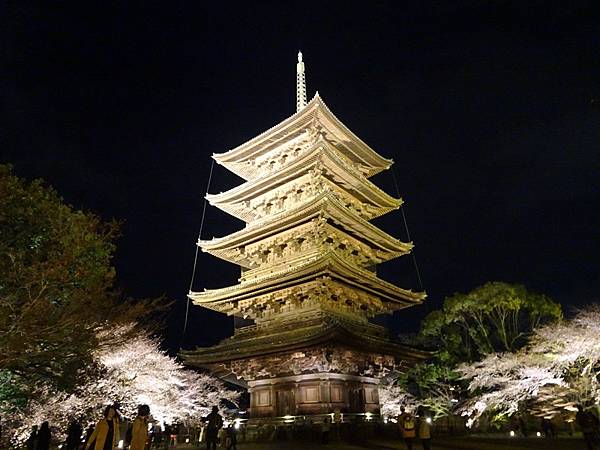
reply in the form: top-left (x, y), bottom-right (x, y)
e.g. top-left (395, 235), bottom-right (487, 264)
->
top-left (128, 404), bottom-right (150, 450)
top-left (399, 407), bottom-right (416, 450)
top-left (416, 406), bottom-right (432, 450)
top-left (85, 405), bottom-right (120, 450)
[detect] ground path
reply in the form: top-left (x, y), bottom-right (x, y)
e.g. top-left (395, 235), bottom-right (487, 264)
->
top-left (176, 435), bottom-right (589, 450)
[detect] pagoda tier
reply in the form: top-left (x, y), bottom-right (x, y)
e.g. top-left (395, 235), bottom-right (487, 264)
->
top-left (188, 251), bottom-right (423, 321)
top-left (190, 276), bottom-right (415, 323)
top-left (182, 315), bottom-right (431, 417)
top-left (181, 315), bottom-right (431, 380)
top-left (206, 137), bottom-right (401, 223)
top-left (212, 94), bottom-right (393, 181)
top-left (199, 191), bottom-right (412, 271)
top-left (204, 217), bottom-right (407, 273)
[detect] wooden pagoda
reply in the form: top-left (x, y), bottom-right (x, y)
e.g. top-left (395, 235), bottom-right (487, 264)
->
top-left (183, 52), bottom-right (427, 418)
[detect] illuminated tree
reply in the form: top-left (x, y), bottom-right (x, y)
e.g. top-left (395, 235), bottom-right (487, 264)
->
top-left (378, 378), bottom-right (416, 418)
top-left (532, 305), bottom-right (600, 396)
top-left (420, 282), bottom-right (562, 364)
top-left (457, 352), bottom-right (564, 427)
top-left (93, 326), bottom-right (238, 424)
top-left (528, 304), bottom-right (600, 414)
top-left (420, 381), bottom-right (458, 420)
top-left (395, 363), bottom-right (459, 420)
top-left (4, 326), bottom-right (238, 445)
top-left (457, 305), bottom-right (600, 426)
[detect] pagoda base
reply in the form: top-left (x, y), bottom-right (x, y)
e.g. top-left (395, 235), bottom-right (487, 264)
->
top-left (248, 372), bottom-right (380, 418)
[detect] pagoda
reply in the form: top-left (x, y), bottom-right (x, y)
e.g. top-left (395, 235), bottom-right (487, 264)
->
top-left (183, 52), bottom-right (427, 418)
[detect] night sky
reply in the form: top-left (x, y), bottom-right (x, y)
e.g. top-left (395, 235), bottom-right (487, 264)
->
top-left (2, 2), bottom-right (599, 352)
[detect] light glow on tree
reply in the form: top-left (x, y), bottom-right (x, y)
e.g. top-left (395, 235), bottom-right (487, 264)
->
top-left (4, 325), bottom-right (238, 445)
top-left (378, 379), bottom-right (416, 417)
top-left (457, 305), bottom-right (600, 426)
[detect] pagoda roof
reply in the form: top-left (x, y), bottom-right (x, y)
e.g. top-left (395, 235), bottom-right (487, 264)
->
top-left (206, 138), bottom-right (401, 222)
top-left (181, 316), bottom-right (431, 366)
top-left (212, 94), bottom-right (393, 180)
top-left (199, 191), bottom-right (411, 260)
top-left (204, 223), bottom-right (401, 270)
top-left (189, 249), bottom-right (425, 308)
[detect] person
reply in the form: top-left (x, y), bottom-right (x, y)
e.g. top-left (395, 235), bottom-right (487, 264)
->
top-left (518, 414), bottom-right (528, 437)
top-left (83, 424), bottom-right (95, 446)
top-left (576, 405), bottom-right (600, 450)
top-left (321, 416), bottom-right (331, 444)
top-left (151, 425), bottom-right (163, 449)
top-left (204, 406), bottom-right (223, 450)
top-left (306, 417), bottom-right (315, 442)
top-left (225, 421), bottom-right (237, 450)
top-left (85, 405), bottom-right (120, 450)
top-left (541, 418), bottom-right (555, 438)
top-left (397, 408), bottom-right (405, 436)
top-left (169, 422), bottom-right (179, 447)
top-left (129, 404), bottom-right (150, 450)
top-left (332, 408), bottom-right (341, 441)
top-left (163, 424), bottom-right (171, 448)
top-left (36, 421), bottom-right (51, 450)
top-left (417, 407), bottom-right (432, 450)
top-left (26, 425), bottom-right (38, 450)
top-left (399, 408), bottom-right (416, 450)
top-left (65, 419), bottom-right (83, 450)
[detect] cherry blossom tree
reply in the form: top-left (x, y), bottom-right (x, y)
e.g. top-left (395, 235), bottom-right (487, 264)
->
top-left (530, 304), bottom-right (600, 405)
top-left (378, 378), bottom-right (416, 418)
top-left (457, 352), bottom-right (564, 426)
top-left (3, 326), bottom-right (238, 445)
top-left (457, 305), bottom-right (600, 426)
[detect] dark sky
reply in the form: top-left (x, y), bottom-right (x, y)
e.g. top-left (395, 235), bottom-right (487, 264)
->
top-left (2, 2), bottom-right (599, 351)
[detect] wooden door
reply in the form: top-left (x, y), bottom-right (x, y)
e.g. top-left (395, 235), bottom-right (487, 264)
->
top-left (276, 389), bottom-right (295, 416)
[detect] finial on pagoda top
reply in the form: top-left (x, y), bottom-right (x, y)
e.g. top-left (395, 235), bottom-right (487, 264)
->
top-left (296, 50), bottom-right (307, 112)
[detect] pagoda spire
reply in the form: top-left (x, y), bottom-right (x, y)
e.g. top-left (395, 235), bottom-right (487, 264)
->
top-left (296, 51), bottom-right (307, 112)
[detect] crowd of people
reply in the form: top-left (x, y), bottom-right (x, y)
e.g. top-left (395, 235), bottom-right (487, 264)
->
top-left (25, 404), bottom-right (153, 450)
top-left (16, 402), bottom-right (600, 449)
top-left (21, 404), bottom-right (233, 450)
top-left (395, 404), bottom-right (600, 450)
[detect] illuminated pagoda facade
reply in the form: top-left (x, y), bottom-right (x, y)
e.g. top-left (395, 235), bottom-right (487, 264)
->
top-left (184, 52), bottom-right (427, 417)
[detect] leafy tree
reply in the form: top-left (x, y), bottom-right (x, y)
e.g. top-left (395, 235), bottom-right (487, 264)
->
top-left (0, 165), bottom-right (159, 396)
top-left (420, 282), bottom-right (562, 364)
top-left (397, 362), bottom-right (460, 419)
top-left (391, 283), bottom-right (562, 420)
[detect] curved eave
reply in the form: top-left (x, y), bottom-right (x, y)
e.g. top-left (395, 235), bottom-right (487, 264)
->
top-left (199, 192), bottom-right (412, 256)
top-left (207, 246), bottom-right (402, 269)
top-left (315, 95), bottom-right (393, 176)
top-left (181, 321), bottom-right (431, 365)
top-left (189, 251), bottom-right (425, 307)
top-left (213, 94), bottom-right (393, 180)
top-left (206, 139), bottom-right (401, 222)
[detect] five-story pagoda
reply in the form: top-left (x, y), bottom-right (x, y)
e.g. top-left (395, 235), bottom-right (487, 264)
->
top-left (183, 53), bottom-right (427, 418)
